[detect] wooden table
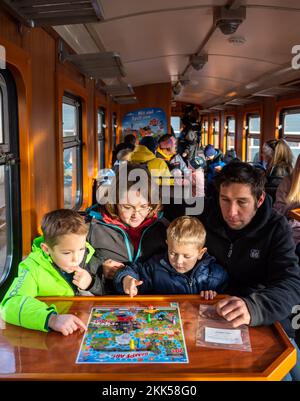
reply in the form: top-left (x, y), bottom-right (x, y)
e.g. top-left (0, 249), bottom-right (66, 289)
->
top-left (0, 295), bottom-right (296, 381)
top-left (289, 208), bottom-right (300, 222)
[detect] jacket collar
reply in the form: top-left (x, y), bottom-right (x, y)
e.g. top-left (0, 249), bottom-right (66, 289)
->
top-left (159, 252), bottom-right (216, 275)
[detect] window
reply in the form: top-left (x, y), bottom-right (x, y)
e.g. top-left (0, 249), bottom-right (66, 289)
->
top-left (97, 107), bottom-right (106, 170)
top-left (213, 119), bottom-right (219, 148)
top-left (0, 70), bottom-right (21, 294)
top-left (171, 116), bottom-right (181, 137)
top-left (226, 117), bottom-right (235, 151)
top-left (112, 112), bottom-right (117, 150)
top-left (202, 120), bottom-right (208, 146)
top-left (246, 114), bottom-right (261, 163)
top-left (280, 109), bottom-right (300, 161)
top-left (62, 94), bottom-right (82, 209)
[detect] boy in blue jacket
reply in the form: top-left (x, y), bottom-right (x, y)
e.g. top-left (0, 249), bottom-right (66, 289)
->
top-left (114, 216), bottom-right (228, 298)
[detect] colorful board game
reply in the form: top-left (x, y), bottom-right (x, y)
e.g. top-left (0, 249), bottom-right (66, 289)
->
top-left (76, 303), bottom-right (188, 363)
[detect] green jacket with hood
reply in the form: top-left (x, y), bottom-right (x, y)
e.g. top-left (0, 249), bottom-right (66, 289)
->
top-left (0, 236), bottom-right (95, 332)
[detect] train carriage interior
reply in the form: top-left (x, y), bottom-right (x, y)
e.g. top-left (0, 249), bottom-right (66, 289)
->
top-left (0, 0), bottom-right (300, 377)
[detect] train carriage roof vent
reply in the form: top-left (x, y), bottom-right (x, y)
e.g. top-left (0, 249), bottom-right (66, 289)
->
top-left (59, 42), bottom-right (126, 79)
top-left (100, 84), bottom-right (134, 97)
top-left (253, 86), bottom-right (299, 97)
top-left (208, 105), bottom-right (227, 111)
top-left (113, 96), bottom-right (138, 105)
top-left (1, 0), bottom-right (104, 27)
top-left (225, 98), bottom-right (254, 106)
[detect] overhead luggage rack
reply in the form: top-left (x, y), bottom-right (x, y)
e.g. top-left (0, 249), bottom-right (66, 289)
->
top-left (58, 40), bottom-right (126, 79)
top-left (1, 0), bottom-right (104, 27)
top-left (99, 84), bottom-right (134, 97)
top-left (113, 96), bottom-right (138, 105)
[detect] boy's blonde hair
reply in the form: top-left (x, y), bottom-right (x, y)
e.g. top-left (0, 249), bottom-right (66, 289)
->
top-left (41, 209), bottom-right (88, 248)
top-left (167, 216), bottom-right (206, 249)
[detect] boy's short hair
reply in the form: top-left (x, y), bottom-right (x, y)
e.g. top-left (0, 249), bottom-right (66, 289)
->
top-left (41, 209), bottom-right (88, 248)
top-left (215, 161), bottom-right (266, 201)
top-left (167, 216), bottom-right (206, 249)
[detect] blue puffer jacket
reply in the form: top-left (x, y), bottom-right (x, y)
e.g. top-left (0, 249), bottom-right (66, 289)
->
top-left (114, 252), bottom-right (228, 295)
top-left (206, 149), bottom-right (226, 184)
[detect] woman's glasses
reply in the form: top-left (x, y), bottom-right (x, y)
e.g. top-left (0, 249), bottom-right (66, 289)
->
top-left (118, 204), bottom-right (152, 216)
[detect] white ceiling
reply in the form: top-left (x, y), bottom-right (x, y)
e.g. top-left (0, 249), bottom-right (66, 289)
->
top-left (54, 0), bottom-right (300, 107)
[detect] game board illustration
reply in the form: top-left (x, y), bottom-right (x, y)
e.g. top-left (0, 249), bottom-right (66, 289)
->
top-left (76, 303), bottom-right (188, 363)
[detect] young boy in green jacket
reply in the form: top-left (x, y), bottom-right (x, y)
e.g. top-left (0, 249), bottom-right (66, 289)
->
top-left (0, 209), bottom-right (103, 335)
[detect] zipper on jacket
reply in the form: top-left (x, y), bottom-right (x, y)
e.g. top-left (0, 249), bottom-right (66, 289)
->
top-left (134, 220), bottom-right (159, 262)
top-left (53, 264), bottom-right (76, 295)
top-left (96, 220), bottom-right (133, 262)
top-left (188, 279), bottom-right (193, 294)
top-left (227, 243), bottom-right (233, 258)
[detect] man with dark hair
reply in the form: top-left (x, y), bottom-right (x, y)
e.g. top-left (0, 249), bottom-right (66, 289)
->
top-left (199, 161), bottom-right (300, 380)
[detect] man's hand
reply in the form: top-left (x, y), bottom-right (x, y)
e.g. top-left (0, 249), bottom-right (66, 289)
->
top-left (200, 290), bottom-right (217, 300)
top-left (72, 267), bottom-right (92, 290)
top-left (102, 259), bottom-right (125, 279)
top-left (123, 275), bottom-right (143, 298)
top-left (48, 314), bottom-right (87, 336)
top-left (216, 296), bottom-right (251, 327)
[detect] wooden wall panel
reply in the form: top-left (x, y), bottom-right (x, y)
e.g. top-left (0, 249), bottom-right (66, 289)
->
top-left (22, 27), bottom-right (57, 231)
top-left (0, 10), bottom-right (22, 47)
top-left (262, 97), bottom-right (276, 142)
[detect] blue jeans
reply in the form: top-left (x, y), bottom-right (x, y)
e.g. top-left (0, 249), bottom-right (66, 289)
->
top-left (282, 338), bottom-right (300, 381)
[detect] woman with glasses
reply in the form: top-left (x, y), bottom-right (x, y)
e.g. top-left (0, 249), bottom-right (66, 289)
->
top-left (87, 164), bottom-right (169, 293)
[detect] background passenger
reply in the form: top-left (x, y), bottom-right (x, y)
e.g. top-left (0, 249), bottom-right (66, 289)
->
top-left (114, 216), bottom-right (228, 298)
top-left (265, 138), bottom-right (293, 202)
top-left (0, 210), bottom-right (101, 335)
top-left (112, 133), bottom-right (137, 165)
top-left (130, 136), bottom-right (171, 183)
top-left (274, 154), bottom-right (300, 261)
top-left (113, 148), bottom-right (132, 171)
top-left (156, 134), bottom-right (177, 165)
top-left (261, 139), bottom-right (278, 170)
top-left (87, 164), bottom-right (169, 293)
top-left (204, 144), bottom-right (226, 197)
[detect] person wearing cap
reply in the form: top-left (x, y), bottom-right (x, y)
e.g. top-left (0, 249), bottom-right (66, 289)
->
top-left (130, 136), bottom-right (172, 184)
top-left (204, 144), bottom-right (226, 186)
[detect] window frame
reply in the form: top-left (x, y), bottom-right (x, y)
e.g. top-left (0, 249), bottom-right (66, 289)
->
top-left (0, 70), bottom-right (22, 295)
top-left (62, 93), bottom-right (83, 210)
top-left (225, 116), bottom-right (236, 151)
top-left (245, 113), bottom-right (261, 162)
top-left (212, 118), bottom-right (219, 148)
top-left (202, 119), bottom-right (208, 146)
top-left (112, 112), bottom-right (117, 150)
top-left (279, 107), bottom-right (300, 143)
top-left (97, 107), bottom-right (106, 170)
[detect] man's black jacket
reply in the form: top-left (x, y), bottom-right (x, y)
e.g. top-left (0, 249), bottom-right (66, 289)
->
top-left (199, 195), bottom-right (300, 337)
